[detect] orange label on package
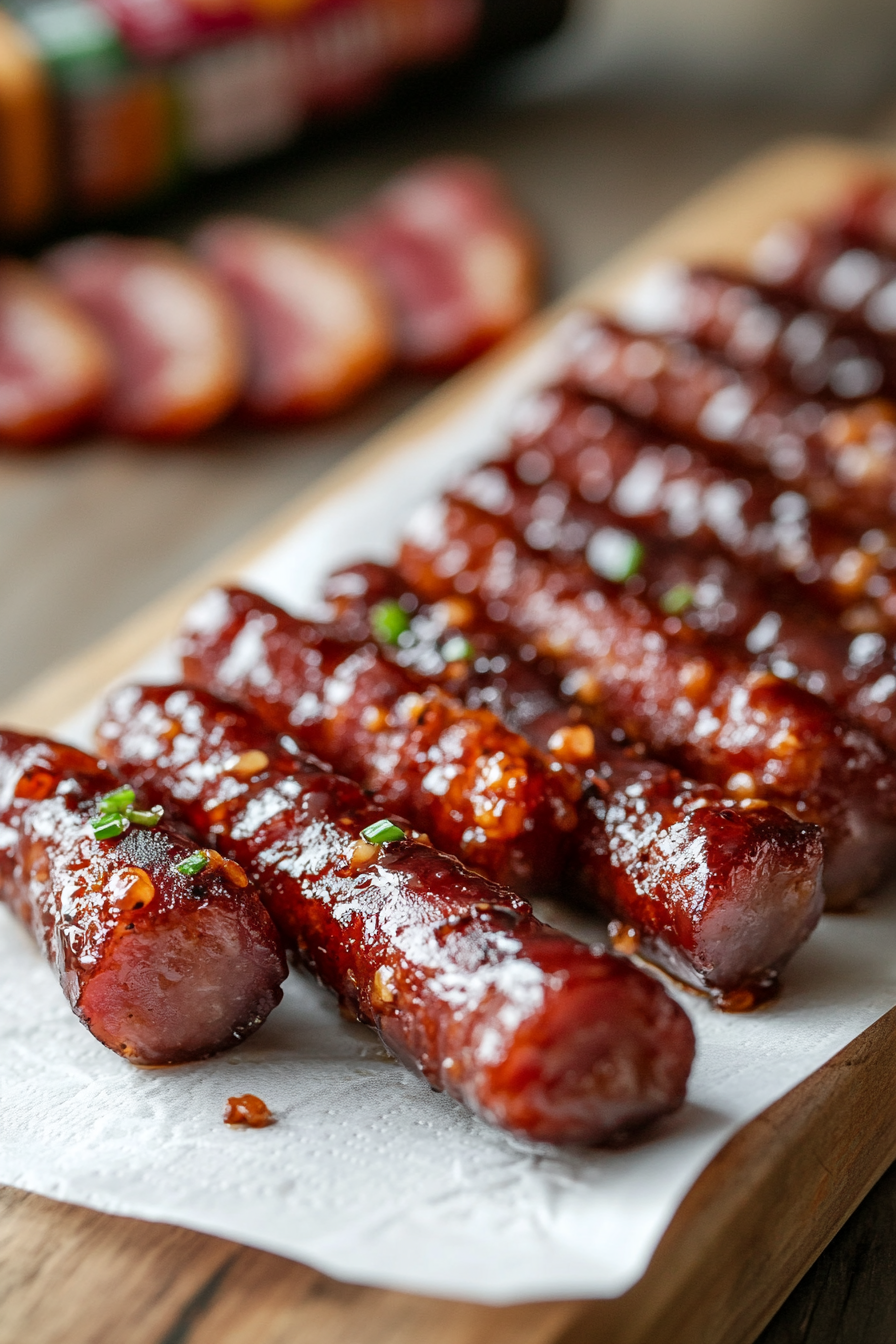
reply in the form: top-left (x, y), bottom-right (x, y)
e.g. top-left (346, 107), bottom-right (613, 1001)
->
top-left (67, 72), bottom-right (173, 212)
top-left (0, 11), bottom-right (55, 232)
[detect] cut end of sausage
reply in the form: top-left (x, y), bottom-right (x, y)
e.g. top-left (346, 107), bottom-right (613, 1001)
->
top-left (636, 804), bottom-right (825, 994)
top-left (0, 259), bottom-right (111, 443)
top-left (192, 216), bottom-right (395, 421)
top-left (458, 942), bottom-right (695, 1146)
top-left (78, 894), bottom-right (285, 1066)
top-left (820, 810), bottom-right (896, 910)
top-left (42, 236), bottom-right (245, 439)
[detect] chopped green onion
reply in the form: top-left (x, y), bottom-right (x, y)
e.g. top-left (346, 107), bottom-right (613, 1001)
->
top-left (176, 851), bottom-right (209, 876)
top-left (99, 786), bottom-right (135, 814)
top-left (586, 528), bottom-right (644, 583)
top-left (91, 813), bottom-right (130, 839)
top-left (441, 635), bottom-right (475, 663)
top-left (359, 819), bottom-right (406, 844)
top-left (659, 583), bottom-right (695, 615)
top-left (370, 600), bottom-right (411, 646)
top-left (128, 806), bottom-right (163, 827)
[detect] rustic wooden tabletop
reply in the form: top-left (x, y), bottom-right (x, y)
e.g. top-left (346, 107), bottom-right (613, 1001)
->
top-left (2, 88), bottom-right (895, 1344)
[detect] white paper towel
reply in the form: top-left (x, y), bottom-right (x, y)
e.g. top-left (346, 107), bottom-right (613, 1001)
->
top-left (3, 315), bottom-right (896, 1305)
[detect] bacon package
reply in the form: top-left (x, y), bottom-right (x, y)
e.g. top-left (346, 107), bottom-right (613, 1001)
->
top-left (0, 0), bottom-right (565, 235)
top-left (0, 730), bottom-right (286, 1064)
top-left (323, 561), bottom-right (825, 1007)
top-left (96, 681), bottom-right (695, 1145)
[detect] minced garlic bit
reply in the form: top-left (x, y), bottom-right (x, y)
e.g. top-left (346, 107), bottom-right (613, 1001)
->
top-left (395, 692), bottom-right (427, 724)
top-left (203, 849), bottom-right (249, 887)
top-left (361, 704), bottom-right (389, 732)
top-left (726, 772), bottom-right (757, 798)
top-left (223, 749), bottom-right (270, 779)
top-left (350, 839), bottom-right (380, 869)
top-left (372, 965), bottom-right (396, 1006)
top-left (608, 920), bottom-right (641, 956)
top-left (433, 596), bottom-right (474, 629)
top-left (547, 723), bottom-right (595, 761)
top-left (111, 866), bottom-right (156, 911)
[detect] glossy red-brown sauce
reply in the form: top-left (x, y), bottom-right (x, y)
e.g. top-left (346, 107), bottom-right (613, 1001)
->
top-left (0, 731), bottom-right (286, 1064)
top-left (178, 585), bottom-right (581, 900)
top-left (398, 494), bottom-right (896, 909)
top-left (97, 682), bottom-right (695, 1145)
top-left (325, 560), bottom-right (825, 1001)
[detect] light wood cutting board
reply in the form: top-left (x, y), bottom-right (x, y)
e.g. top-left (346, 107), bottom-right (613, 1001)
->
top-left (3, 137), bottom-right (896, 1344)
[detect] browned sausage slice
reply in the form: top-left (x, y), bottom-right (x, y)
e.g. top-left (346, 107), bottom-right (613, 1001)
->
top-left (43, 236), bottom-right (245, 438)
top-left (192, 217), bottom-right (394, 420)
top-left (0, 259), bottom-right (110, 443)
top-left (331, 157), bottom-right (540, 371)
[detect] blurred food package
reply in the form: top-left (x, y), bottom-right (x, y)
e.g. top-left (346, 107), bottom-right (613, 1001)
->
top-left (0, 0), bottom-right (567, 235)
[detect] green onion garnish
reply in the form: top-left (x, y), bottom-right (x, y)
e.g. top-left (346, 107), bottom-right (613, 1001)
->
top-left (176, 852), bottom-right (209, 876)
top-left (586, 528), bottom-right (644, 583)
top-left (91, 813), bottom-right (130, 840)
top-left (659, 583), bottom-right (695, 615)
top-left (128, 806), bottom-right (163, 827)
top-left (359, 819), bottom-right (406, 844)
top-left (99, 786), bottom-right (135, 814)
top-left (441, 635), bottom-right (475, 663)
top-left (370, 600), bottom-right (411, 646)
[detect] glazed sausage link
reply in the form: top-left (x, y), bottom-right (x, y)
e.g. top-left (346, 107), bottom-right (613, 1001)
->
top-left (0, 730), bottom-right (286, 1064)
top-left (751, 212), bottom-right (896, 337)
top-left (398, 494), bottom-right (896, 909)
top-left (325, 561), bottom-right (824, 1005)
top-left (177, 586), bottom-right (581, 900)
top-left (619, 261), bottom-right (895, 401)
top-left (469, 393), bottom-right (896, 752)
top-left (96, 683), bottom-right (695, 1146)
top-left (835, 178), bottom-right (896, 253)
top-left (563, 313), bottom-right (896, 538)
top-left (511, 381), bottom-right (896, 634)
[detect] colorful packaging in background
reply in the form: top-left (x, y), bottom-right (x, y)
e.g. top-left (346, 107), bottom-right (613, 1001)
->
top-left (0, 0), bottom-right (566, 236)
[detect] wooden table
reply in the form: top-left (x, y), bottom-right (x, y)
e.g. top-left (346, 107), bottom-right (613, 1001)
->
top-left (2, 94), bottom-right (895, 1344)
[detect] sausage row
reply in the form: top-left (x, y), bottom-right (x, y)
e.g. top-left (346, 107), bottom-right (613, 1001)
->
top-left (323, 559), bottom-right (825, 1008)
top-left (179, 579), bottom-right (828, 994)
top-left (397, 489), bottom-right (896, 909)
top-left (470, 386), bottom-right (896, 753)
top-left (94, 682), bottom-right (695, 1145)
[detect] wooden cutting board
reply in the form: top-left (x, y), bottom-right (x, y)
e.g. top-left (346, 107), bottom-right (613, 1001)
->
top-left (4, 136), bottom-right (896, 1344)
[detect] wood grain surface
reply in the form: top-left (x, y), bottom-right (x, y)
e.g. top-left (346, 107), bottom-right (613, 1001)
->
top-left (5, 125), bottom-right (896, 1344)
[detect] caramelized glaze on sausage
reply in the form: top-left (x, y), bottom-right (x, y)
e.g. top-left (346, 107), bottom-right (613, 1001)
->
top-left (0, 730), bottom-right (286, 1063)
top-left (178, 586), bottom-right (581, 900)
top-left (324, 561), bottom-right (825, 1005)
top-left (398, 495), bottom-right (896, 909)
top-left (97, 683), bottom-right (695, 1145)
